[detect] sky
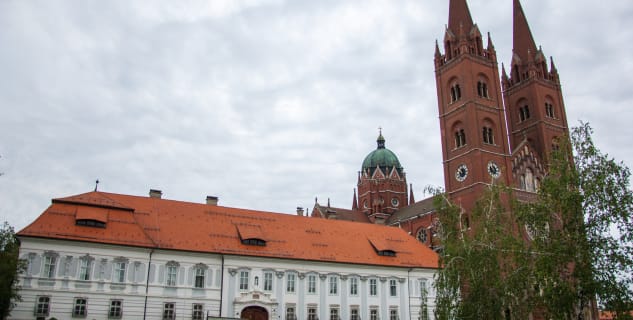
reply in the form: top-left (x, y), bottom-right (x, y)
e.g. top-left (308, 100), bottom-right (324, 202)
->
top-left (1, 0), bottom-right (632, 231)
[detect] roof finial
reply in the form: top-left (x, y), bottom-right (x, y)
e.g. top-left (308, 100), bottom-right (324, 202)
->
top-left (94, 179), bottom-right (100, 192)
top-left (377, 127), bottom-right (386, 149)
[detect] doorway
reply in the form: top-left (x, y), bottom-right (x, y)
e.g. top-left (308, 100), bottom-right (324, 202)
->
top-left (240, 306), bottom-right (268, 320)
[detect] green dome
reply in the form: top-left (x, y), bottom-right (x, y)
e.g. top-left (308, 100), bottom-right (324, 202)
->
top-left (361, 133), bottom-right (403, 174)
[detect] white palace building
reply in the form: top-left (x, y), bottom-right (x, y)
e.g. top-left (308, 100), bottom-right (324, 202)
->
top-left (11, 190), bottom-right (438, 320)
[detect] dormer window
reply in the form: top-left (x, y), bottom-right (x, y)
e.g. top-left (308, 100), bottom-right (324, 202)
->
top-left (368, 238), bottom-right (398, 257)
top-left (377, 250), bottom-right (396, 257)
top-left (76, 219), bottom-right (106, 228)
top-left (241, 238), bottom-right (266, 246)
top-left (236, 224), bottom-right (267, 246)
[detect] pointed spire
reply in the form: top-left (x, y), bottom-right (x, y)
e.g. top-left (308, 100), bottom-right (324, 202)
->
top-left (513, 0), bottom-right (538, 63)
top-left (550, 56), bottom-right (558, 73)
top-left (409, 184), bottom-right (415, 205)
top-left (486, 32), bottom-right (494, 50)
top-left (435, 39), bottom-right (441, 57)
top-left (352, 189), bottom-right (358, 211)
top-left (448, 0), bottom-right (474, 35)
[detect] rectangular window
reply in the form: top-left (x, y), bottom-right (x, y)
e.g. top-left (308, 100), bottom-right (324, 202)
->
top-left (350, 277), bottom-right (358, 296)
top-left (330, 307), bottom-right (339, 320)
top-left (329, 276), bottom-right (338, 295)
top-left (79, 259), bottom-right (91, 281)
top-left (163, 302), bottom-right (175, 320)
top-left (192, 303), bottom-right (204, 320)
top-left (389, 279), bottom-right (397, 297)
top-left (286, 273), bottom-right (296, 293)
top-left (370, 308), bottom-right (379, 320)
top-left (389, 308), bottom-right (398, 320)
top-left (43, 256), bottom-right (56, 278)
top-left (307, 307), bottom-right (318, 320)
top-left (307, 274), bottom-right (316, 294)
top-left (264, 272), bottom-right (273, 291)
top-left (286, 306), bottom-right (296, 320)
top-left (195, 268), bottom-right (205, 288)
top-left (167, 265), bottom-right (177, 286)
top-left (108, 300), bottom-right (122, 319)
top-left (369, 278), bottom-right (377, 296)
top-left (420, 279), bottom-right (428, 298)
top-left (350, 307), bottom-right (359, 320)
top-left (114, 262), bottom-right (126, 283)
top-left (35, 296), bottom-right (50, 316)
top-left (239, 271), bottom-right (249, 290)
top-left (73, 298), bottom-right (87, 317)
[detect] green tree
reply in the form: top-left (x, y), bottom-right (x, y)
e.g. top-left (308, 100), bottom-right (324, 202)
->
top-left (0, 222), bottom-right (26, 320)
top-left (433, 123), bottom-right (633, 319)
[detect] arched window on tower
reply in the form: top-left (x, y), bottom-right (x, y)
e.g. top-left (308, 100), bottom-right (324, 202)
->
top-left (454, 129), bottom-right (466, 148)
top-left (525, 168), bottom-right (535, 192)
top-left (477, 81), bottom-right (489, 98)
top-left (545, 102), bottom-right (555, 118)
top-left (519, 105), bottom-right (531, 122)
top-left (483, 126), bottom-right (494, 145)
top-left (450, 84), bottom-right (462, 102)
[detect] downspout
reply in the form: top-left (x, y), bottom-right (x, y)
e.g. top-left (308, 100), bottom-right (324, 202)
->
top-left (219, 254), bottom-right (225, 317)
top-left (143, 249), bottom-right (154, 320)
top-left (407, 268), bottom-right (412, 320)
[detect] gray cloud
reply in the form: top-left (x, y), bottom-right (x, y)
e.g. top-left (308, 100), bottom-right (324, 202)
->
top-left (1, 0), bottom-right (631, 229)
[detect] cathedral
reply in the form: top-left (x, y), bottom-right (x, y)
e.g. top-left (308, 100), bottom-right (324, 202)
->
top-left (313, 0), bottom-right (570, 251)
top-left (12, 1), bottom-right (579, 320)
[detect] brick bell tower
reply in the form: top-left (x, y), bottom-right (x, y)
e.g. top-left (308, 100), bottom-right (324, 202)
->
top-left (356, 131), bottom-right (409, 224)
top-left (434, 0), bottom-right (513, 215)
top-left (503, 0), bottom-right (570, 192)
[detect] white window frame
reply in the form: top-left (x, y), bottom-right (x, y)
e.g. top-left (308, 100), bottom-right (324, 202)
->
top-left (43, 256), bottom-right (56, 279)
top-left (114, 262), bottom-right (126, 283)
top-left (73, 297), bottom-right (87, 317)
top-left (163, 302), bottom-right (176, 320)
top-left (350, 277), bottom-right (358, 296)
top-left (35, 296), bottom-right (50, 316)
top-left (389, 279), bottom-right (397, 297)
top-left (286, 273), bottom-right (296, 293)
top-left (369, 278), bottom-right (378, 296)
top-left (239, 270), bottom-right (249, 291)
top-left (166, 265), bottom-right (177, 286)
top-left (329, 275), bottom-right (338, 295)
top-left (192, 303), bottom-right (204, 320)
top-left (79, 258), bottom-right (91, 281)
top-left (195, 267), bottom-right (205, 288)
top-left (307, 274), bottom-right (317, 294)
top-left (108, 299), bottom-right (123, 319)
top-left (264, 271), bottom-right (273, 291)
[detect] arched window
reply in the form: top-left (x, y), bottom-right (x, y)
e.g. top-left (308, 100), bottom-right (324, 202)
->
top-left (450, 84), bottom-right (462, 102)
top-left (545, 102), bottom-right (555, 118)
top-left (525, 168), bottom-right (535, 192)
top-left (482, 126), bottom-right (494, 144)
top-left (454, 129), bottom-right (466, 148)
top-left (477, 81), bottom-right (489, 98)
top-left (519, 105), bottom-right (531, 122)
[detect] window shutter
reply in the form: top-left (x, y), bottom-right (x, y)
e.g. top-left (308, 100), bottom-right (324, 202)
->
top-left (158, 265), bottom-right (165, 283)
top-left (187, 267), bottom-right (194, 286)
top-left (104, 261), bottom-right (113, 281)
top-left (207, 269), bottom-right (214, 287)
top-left (215, 269), bottom-right (221, 287)
top-left (31, 255), bottom-right (42, 276)
top-left (179, 266), bottom-right (185, 285)
top-left (69, 258), bottom-right (78, 277)
top-left (148, 264), bottom-right (155, 283)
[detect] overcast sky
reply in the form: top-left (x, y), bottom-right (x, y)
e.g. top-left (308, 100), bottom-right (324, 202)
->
top-left (1, 0), bottom-right (632, 230)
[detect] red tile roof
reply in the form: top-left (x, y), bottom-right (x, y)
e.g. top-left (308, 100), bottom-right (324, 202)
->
top-left (18, 191), bottom-right (438, 269)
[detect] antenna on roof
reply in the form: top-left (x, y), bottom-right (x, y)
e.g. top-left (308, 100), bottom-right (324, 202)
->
top-left (94, 179), bottom-right (99, 191)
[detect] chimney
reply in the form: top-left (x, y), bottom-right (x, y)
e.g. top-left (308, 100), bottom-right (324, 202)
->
top-left (206, 196), bottom-right (218, 206)
top-left (296, 207), bottom-right (304, 216)
top-left (149, 189), bottom-right (162, 199)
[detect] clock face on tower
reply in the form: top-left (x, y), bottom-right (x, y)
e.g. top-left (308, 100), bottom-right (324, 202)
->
top-left (487, 161), bottom-right (501, 179)
top-left (391, 198), bottom-right (399, 207)
top-left (455, 164), bottom-right (468, 182)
